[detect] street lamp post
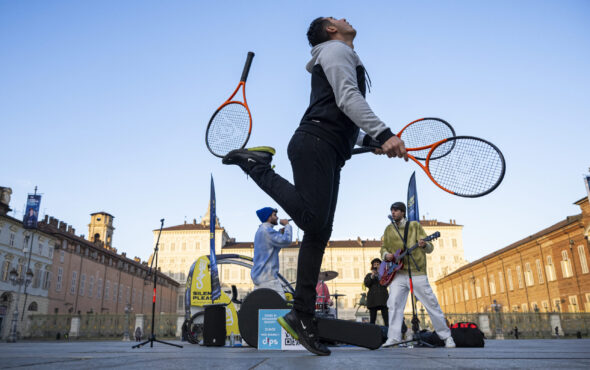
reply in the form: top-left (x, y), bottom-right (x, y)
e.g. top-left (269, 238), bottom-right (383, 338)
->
top-left (419, 306), bottom-right (426, 329)
top-left (491, 299), bottom-right (503, 340)
top-left (123, 304), bottom-right (132, 341)
top-left (7, 267), bottom-right (34, 342)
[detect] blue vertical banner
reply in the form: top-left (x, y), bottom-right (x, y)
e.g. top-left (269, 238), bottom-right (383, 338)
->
top-left (407, 172), bottom-right (419, 222)
top-left (584, 173), bottom-right (590, 205)
top-left (209, 175), bottom-right (221, 302)
top-left (23, 194), bottom-right (41, 229)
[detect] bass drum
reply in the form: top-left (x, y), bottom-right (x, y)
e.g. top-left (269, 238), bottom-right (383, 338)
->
top-left (237, 288), bottom-right (289, 348)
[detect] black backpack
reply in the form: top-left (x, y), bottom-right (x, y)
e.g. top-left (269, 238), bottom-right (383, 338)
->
top-left (450, 322), bottom-right (485, 347)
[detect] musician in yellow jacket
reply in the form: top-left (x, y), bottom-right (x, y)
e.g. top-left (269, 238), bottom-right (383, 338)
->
top-left (380, 202), bottom-right (455, 348)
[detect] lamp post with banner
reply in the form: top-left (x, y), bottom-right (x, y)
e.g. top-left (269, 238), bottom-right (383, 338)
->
top-left (7, 267), bottom-right (34, 342)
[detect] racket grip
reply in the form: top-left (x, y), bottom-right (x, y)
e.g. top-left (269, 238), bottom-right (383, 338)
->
top-left (241, 51), bottom-right (255, 82)
top-left (352, 147), bottom-right (378, 155)
top-left (353, 136), bottom-right (381, 155)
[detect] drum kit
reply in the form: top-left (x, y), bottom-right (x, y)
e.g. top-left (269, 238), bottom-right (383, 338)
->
top-left (316, 270), bottom-right (345, 319)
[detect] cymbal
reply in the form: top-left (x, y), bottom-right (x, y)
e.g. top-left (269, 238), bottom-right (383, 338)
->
top-left (318, 271), bottom-right (338, 282)
top-left (330, 293), bottom-right (346, 298)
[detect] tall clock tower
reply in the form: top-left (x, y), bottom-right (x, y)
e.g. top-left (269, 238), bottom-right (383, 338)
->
top-left (88, 212), bottom-right (115, 249)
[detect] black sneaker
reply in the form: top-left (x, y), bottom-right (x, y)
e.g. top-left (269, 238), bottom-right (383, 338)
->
top-left (277, 310), bottom-right (331, 356)
top-left (222, 146), bottom-right (275, 173)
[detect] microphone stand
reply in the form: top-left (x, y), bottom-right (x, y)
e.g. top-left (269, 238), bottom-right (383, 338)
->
top-left (388, 216), bottom-right (433, 348)
top-left (133, 219), bottom-right (183, 349)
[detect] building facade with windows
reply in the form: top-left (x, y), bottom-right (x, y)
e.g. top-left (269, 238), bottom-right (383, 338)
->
top-left (157, 202), bottom-right (467, 319)
top-left (0, 188), bottom-right (55, 340)
top-left (38, 213), bottom-right (179, 316)
top-left (436, 197), bottom-right (590, 314)
top-left (222, 219), bottom-right (466, 319)
top-left (154, 203), bottom-right (230, 313)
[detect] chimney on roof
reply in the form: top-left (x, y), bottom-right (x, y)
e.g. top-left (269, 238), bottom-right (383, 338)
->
top-left (184, 220), bottom-right (187, 225)
top-left (357, 236), bottom-right (363, 246)
top-left (44, 215), bottom-right (49, 223)
top-left (193, 218), bottom-right (196, 224)
top-left (58, 221), bottom-right (67, 231)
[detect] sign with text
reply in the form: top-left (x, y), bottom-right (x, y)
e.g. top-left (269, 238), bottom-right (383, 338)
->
top-left (258, 309), bottom-right (303, 350)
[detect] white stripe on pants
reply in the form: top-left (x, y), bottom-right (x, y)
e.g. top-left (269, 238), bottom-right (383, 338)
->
top-left (387, 272), bottom-right (451, 341)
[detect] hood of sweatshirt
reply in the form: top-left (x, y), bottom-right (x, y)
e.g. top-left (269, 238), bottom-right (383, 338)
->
top-left (305, 40), bottom-right (349, 73)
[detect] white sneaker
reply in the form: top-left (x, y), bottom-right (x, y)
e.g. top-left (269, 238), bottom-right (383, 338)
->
top-left (382, 338), bottom-right (401, 348)
top-left (445, 336), bottom-right (456, 348)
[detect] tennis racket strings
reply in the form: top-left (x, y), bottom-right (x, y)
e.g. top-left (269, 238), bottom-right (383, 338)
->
top-left (207, 103), bottom-right (251, 156)
top-left (427, 137), bottom-right (505, 197)
top-left (400, 118), bottom-right (455, 160)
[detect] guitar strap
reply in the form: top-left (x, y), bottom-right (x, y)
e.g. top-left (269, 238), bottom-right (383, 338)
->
top-left (392, 219), bottom-right (411, 257)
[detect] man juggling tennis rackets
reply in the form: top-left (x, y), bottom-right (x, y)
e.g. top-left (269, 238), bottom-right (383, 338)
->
top-left (223, 17), bottom-right (407, 355)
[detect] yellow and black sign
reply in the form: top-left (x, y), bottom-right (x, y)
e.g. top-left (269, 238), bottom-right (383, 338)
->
top-left (187, 255), bottom-right (239, 335)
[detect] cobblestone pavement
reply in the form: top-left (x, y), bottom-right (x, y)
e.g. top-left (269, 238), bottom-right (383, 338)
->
top-left (1, 339), bottom-right (590, 369)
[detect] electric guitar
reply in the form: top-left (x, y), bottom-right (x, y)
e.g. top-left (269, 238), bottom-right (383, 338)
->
top-left (379, 232), bottom-right (440, 287)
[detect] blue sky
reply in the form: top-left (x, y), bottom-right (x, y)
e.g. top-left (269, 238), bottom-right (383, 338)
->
top-left (1, 0), bottom-right (589, 263)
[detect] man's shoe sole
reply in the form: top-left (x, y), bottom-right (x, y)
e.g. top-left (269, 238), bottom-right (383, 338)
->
top-left (277, 316), bottom-right (330, 356)
top-left (277, 316), bottom-right (299, 340)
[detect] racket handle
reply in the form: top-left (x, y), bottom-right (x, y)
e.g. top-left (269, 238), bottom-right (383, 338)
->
top-left (241, 51), bottom-right (255, 82)
top-left (352, 147), bottom-right (378, 155)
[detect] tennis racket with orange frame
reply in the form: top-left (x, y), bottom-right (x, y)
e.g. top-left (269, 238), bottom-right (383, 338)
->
top-left (367, 117), bottom-right (456, 160)
top-left (353, 133), bottom-right (506, 198)
top-left (206, 51), bottom-right (255, 158)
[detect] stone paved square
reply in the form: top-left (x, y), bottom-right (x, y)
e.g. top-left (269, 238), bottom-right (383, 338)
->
top-left (1, 339), bottom-right (590, 369)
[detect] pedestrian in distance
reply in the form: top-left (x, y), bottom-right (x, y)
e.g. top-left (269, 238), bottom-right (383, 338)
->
top-left (135, 326), bottom-right (142, 342)
top-left (364, 258), bottom-right (389, 326)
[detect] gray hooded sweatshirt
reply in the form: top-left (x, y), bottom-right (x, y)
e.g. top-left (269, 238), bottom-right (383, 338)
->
top-left (297, 40), bottom-right (394, 160)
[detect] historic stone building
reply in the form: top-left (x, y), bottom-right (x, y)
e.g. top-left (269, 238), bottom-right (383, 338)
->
top-left (38, 213), bottom-right (179, 316)
top-left (436, 196), bottom-right (590, 314)
top-left (155, 203), bottom-right (229, 312)
top-left (222, 219), bottom-right (466, 319)
top-left (0, 190), bottom-right (54, 340)
top-left (157, 203), bottom-right (466, 319)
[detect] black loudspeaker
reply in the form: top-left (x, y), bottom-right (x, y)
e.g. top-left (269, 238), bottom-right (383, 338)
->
top-left (203, 304), bottom-right (226, 346)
